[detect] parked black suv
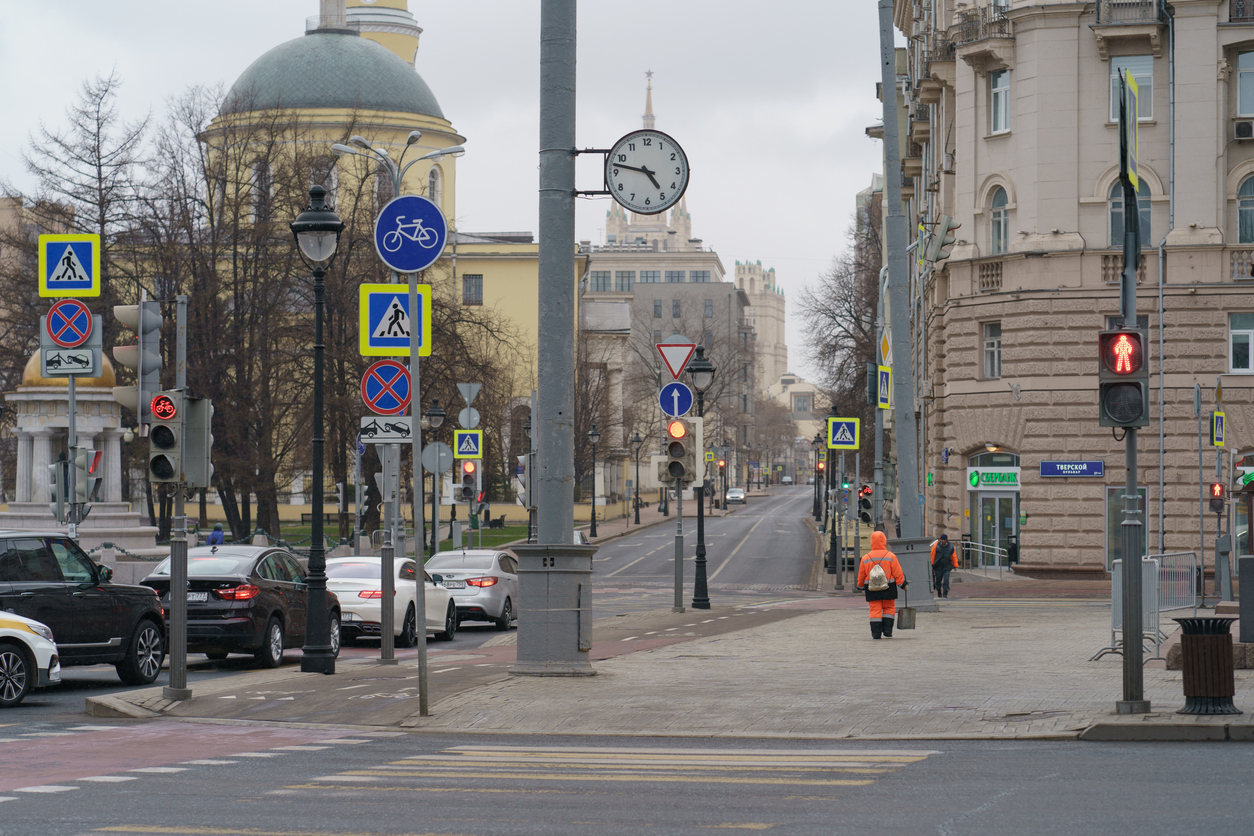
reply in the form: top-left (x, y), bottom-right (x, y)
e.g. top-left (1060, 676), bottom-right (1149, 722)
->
top-left (0, 531), bottom-right (166, 685)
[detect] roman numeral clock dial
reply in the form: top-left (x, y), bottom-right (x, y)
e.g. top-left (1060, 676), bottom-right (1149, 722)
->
top-left (605, 129), bottom-right (690, 215)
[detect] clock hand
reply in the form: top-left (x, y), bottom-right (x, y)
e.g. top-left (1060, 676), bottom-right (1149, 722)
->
top-left (614, 162), bottom-right (648, 174)
top-left (639, 165), bottom-right (661, 189)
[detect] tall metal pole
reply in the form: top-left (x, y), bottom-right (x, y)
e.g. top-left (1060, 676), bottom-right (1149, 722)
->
top-left (408, 268), bottom-right (428, 713)
top-left (877, 0), bottom-right (921, 539)
top-left (163, 297), bottom-right (191, 700)
top-left (634, 446), bottom-right (641, 525)
top-left (692, 390), bottom-right (710, 609)
top-left (589, 437), bottom-right (598, 538)
top-left (301, 264), bottom-right (335, 675)
top-left (673, 476), bottom-right (684, 613)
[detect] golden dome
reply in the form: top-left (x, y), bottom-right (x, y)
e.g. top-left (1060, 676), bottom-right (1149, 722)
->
top-left (21, 351), bottom-right (116, 388)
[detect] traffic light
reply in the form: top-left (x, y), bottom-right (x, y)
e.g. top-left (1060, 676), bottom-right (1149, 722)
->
top-left (148, 390), bottom-right (183, 483)
top-left (816, 460), bottom-right (825, 473)
top-left (1098, 329), bottom-right (1150, 428)
top-left (183, 396), bottom-right (214, 489)
top-left (859, 484), bottom-right (873, 524)
top-left (336, 482), bottom-right (346, 513)
top-left (925, 214), bottom-right (961, 263)
top-left (112, 300), bottom-right (162, 429)
top-left (73, 447), bottom-right (103, 504)
top-left (48, 458), bottom-right (68, 523)
top-left (459, 459), bottom-right (480, 502)
top-left (717, 457), bottom-right (726, 473)
top-left (841, 475), bottom-right (852, 490)
top-left (658, 418), bottom-right (697, 483)
top-left (1210, 482), bottom-right (1226, 514)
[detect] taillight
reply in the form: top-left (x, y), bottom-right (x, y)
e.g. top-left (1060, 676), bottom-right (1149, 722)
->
top-left (465, 576), bottom-right (498, 588)
top-left (358, 590), bottom-right (389, 599)
top-left (216, 584), bottom-right (261, 601)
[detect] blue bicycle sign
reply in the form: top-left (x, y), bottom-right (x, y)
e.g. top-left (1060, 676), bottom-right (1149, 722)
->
top-left (373, 194), bottom-right (447, 273)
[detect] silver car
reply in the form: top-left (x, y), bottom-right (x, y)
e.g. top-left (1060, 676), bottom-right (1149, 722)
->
top-left (425, 550), bottom-right (519, 630)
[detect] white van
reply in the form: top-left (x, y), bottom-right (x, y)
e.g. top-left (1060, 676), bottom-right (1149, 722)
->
top-left (781, 476), bottom-right (793, 485)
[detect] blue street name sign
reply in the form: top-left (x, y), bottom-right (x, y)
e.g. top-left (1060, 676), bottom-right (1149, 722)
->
top-left (373, 194), bottom-right (448, 274)
top-left (1039, 461), bottom-right (1105, 478)
top-left (659, 381), bottom-right (694, 418)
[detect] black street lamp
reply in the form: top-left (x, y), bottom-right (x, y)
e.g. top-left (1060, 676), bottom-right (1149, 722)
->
top-left (424, 399), bottom-right (446, 557)
top-left (811, 434), bottom-right (823, 521)
top-left (587, 425), bottom-right (600, 538)
top-left (631, 432), bottom-right (643, 525)
top-left (522, 414), bottom-right (534, 542)
top-left (687, 346), bottom-right (716, 610)
top-left (290, 185), bottom-right (344, 675)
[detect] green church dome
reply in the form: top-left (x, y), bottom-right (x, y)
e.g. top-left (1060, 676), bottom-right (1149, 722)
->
top-left (223, 30), bottom-right (444, 119)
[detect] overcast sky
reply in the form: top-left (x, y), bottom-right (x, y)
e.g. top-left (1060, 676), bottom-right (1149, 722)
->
top-left (0, 1), bottom-right (889, 385)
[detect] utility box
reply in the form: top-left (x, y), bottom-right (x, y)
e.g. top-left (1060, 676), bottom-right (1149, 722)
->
top-left (510, 543), bottom-right (598, 676)
top-left (888, 536), bottom-right (940, 613)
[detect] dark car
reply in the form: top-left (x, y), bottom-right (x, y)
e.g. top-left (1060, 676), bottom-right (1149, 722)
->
top-left (0, 530), bottom-right (165, 685)
top-left (141, 545), bottom-right (341, 667)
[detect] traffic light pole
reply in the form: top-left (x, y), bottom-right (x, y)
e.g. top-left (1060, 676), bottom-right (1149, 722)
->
top-left (673, 476), bottom-right (684, 613)
top-left (163, 297), bottom-right (191, 701)
top-left (692, 391), bottom-right (710, 610)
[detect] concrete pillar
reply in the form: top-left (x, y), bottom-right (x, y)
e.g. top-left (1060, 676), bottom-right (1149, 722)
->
top-left (104, 431), bottom-right (123, 502)
top-left (31, 431), bottom-right (52, 504)
top-left (15, 432), bottom-right (31, 502)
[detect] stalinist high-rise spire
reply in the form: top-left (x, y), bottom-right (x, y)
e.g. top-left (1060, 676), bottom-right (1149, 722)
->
top-left (643, 70), bottom-right (655, 130)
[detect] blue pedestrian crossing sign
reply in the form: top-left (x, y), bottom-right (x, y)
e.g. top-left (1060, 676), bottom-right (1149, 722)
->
top-left (39, 234), bottom-right (101, 297)
top-left (1211, 411), bottom-right (1225, 447)
top-left (877, 365), bottom-right (892, 410)
top-left (374, 194), bottom-right (448, 274)
top-left (359, 283), bottom-right (432, 356)
top-left (827, 417), bottom-right (860, 450)
top-left (454, 429), bottom-right (483, 459)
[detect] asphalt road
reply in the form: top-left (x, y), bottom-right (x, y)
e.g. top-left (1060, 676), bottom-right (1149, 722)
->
top-left (3, 730), bottom-right (1253, 835)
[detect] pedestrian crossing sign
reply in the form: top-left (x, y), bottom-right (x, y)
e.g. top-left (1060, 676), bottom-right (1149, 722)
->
top-left (1211, 411), bottom-right (1225, 447)
top-left (827, 417), bottom-right (860, 450)
top-left (39, 234), bottom-right (101, 297)
top-left (359, 283), bottom-right (432, 357)
top-left (877, 365), bottom-right (892, 410)
top-left (454, 429), bottom-right (483, 459)
top-left (705, 451), bottom-right (715, 462)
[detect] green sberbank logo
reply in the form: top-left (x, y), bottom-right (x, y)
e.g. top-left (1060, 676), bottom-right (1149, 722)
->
top-left (969, 470), bottom-right (1018, 487)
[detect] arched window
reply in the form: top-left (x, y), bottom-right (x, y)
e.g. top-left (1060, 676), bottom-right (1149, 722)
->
top-left (375, 162), bottom-right (394, 209)
top-left (428, 165), bottom-right (442, 208)
top-left (990, 187), bottom-right (1009, 255)
top-left (310, 157), bottom-right (338, 207)
top-left (249, 161), bottom-right (272, 224)
top-left (1240, 176), bottom-right (1254, 244)
top-left (1109, 181), bottom-right (1150, 247)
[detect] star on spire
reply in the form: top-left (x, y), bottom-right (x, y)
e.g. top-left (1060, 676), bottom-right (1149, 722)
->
top-left (643, 70), bottom-right (655, 130)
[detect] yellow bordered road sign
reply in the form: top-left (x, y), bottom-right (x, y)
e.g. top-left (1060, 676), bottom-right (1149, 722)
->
top-left (827, 417), bottom-right (860, 450)
top-left (39, 234), bottom-right (101, 297)
top-left (360, 283), bottom-right (432, 357)
top-left (454, 429), bottom-right (483, 459)
top-left (877, 365), bottom-right (892, 410)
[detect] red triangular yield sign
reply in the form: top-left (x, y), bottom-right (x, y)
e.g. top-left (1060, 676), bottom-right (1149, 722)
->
top-left (657, 342), bottom-right (696, 380)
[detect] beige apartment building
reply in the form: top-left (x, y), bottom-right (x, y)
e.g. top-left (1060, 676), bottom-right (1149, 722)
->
top-left (887, 0), bottom-right (1254, 576)
top-left (734, 261), bottom-right (788, 393)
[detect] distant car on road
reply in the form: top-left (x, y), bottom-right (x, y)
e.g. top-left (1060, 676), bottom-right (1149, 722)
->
top-left (326, 555), bottom-right (457, 645)
top-left (726, 488), bottom-right (747, 505)
top-left (781, 476), bottom-right (793, 485)
top-left (0, 611), bottom-right (60, 707)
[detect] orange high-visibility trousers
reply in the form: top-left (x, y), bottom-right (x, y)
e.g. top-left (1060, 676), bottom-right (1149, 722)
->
top-left (868, 599), bottom-right (897, 619)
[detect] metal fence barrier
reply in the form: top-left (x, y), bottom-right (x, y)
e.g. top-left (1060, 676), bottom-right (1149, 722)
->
top-left (959, 540), bottom-right (1010, 579)
top-left (1092, 553), bottom-right (1198, 662)
top-left (1092, 557), bottom-right (1158, 661)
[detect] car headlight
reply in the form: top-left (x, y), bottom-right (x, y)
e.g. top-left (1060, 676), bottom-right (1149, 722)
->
top-left (29, 622), bottom-right (55, 642)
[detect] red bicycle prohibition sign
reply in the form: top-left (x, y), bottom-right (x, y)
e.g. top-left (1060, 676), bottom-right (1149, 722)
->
top-left (360, 359), bottom-right (411, 416)
top-left (46, 299), bottom-right (93, 348)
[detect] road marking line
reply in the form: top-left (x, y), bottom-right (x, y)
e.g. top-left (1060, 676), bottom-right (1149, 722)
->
top-left (707, 516), bottom-right (768, 582)
top-left (319, 738), bottom-right (372, 744)
top-left (280, 783), bottom-right (580, 797)
top-left (67, 725), bottom-right (120, 732)
top-left (230, 752), bottom-right (283, 758)
top-left (0, 797), bottom-right (16, 802)
top-left (312, 775), bottom-right (380, 782)
top-left (272, 746), bottom-right (329, 751)
top-left (14, 785), bottom-right (78, 793)
top-left (343, 769), bottom-right (875, 787)
top-left (128, 767), bottom-right (189, 774)
top-left (604, 543), bottom-right (670, 577)
top-left (79, 776), bottom-right (138, 783)
top-left (181, 760), bottom-right (237, 765)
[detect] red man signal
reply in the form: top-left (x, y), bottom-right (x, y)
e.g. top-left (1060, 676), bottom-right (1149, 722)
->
top-left (1097, 329), bottom-right (1149, 428)
top-left (1210, 482), bottom-right (1226, 514)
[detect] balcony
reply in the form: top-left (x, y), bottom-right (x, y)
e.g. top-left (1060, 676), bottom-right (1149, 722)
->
top-left (955, 5), bottom-right (1012, 46)
top-left (1095, 0), bottom-right (1165, 24)
top-left (1233, 0), bottom-right (1254, 23)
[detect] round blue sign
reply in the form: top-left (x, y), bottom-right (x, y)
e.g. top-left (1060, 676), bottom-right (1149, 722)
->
top-left (373, 194), bottom-right (448, 274)
top-left (659, 382), bottom-right (694, 418)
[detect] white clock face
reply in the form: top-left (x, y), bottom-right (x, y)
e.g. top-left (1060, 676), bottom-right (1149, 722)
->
top-left (605, 130), bottom-right (690, 215)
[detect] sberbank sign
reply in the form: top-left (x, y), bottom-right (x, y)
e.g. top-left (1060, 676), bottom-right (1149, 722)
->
top-left (966, 468), bottom-right (1021, 490)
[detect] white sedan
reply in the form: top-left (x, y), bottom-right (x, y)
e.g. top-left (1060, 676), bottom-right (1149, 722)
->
top-left (326, 556), bottom-right (458, 644)
top-left (0, 611), bottom-right (61, 707)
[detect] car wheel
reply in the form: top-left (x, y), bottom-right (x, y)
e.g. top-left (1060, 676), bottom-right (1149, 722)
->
top-left (397, 605), bottom-right (417, 648)
top-left (205, 650), bottom-right (229, 661)
top-left (116, 619), bottom-right (165, 686)
top-left (329, 612), bottom-right (341, 659)
top-left (436, 601), bottom-right (457, 641)
top-left (0, 643), bottom-right (32, 708)
top-left (254, 616), bottom-right (284, 669)
top-left (494, 597), bottom-right (513, 631)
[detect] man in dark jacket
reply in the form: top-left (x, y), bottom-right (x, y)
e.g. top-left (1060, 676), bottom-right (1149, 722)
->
top-left (930, 533), bottom-right (958, 598)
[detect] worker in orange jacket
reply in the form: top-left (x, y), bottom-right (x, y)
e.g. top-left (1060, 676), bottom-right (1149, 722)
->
top-left (856, 530), bottom-right (907, 639)
top-left (930, 533), bottom-right (959, 598)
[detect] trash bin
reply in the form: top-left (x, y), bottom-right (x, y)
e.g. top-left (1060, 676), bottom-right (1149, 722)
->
top-left (1007, 534), bottom-right (1020, 565)
top-left (1173, 617), bottom-right (1242, 716)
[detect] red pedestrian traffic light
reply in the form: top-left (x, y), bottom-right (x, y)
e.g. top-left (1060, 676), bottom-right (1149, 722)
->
top-left (1097, 329), bottom-right (1149, 428)
top-left (1210, 482), bottom-right (1225, 513)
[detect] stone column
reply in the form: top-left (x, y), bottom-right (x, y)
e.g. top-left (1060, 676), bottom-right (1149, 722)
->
top-left (104, 431), bottom-right (123, 502)
top-left (31, 431), bottom-right (52, 504)
top-left (15, 432), bottom-right (32, 502)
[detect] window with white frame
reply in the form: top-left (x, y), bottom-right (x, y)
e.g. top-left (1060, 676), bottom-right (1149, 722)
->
top-left (1240, 52), bottom-right (1254, 116)
top-left (428, 166), bottom-right (442, 207)
top-left (1110, 56), bottom-right (1153, 122)
top-left (990, 187), bottom-right (1009, 255)
top-left (1231, 313), bottom-right (1254, 373)
top-left (1240, 177), bottom-right (1254, 244)
top-left (990, 70), bottom-right (1010, 134)
top-left (1109, 181), bottom-right (1151, 247)
top-left (983, 321), bottom-right (1002, 379)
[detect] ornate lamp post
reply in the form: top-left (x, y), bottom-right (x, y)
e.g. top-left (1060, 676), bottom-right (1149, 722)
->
top-left (424, 399), bottom-right (446, 557)
top-left (631, 432), bottom-right (643, 525)
top-left (290, 185), bottom-right (344, 675)
top-left (587, 425), bottom-right (600, 538)
top-left (687, 346), bottom-right (716, 610)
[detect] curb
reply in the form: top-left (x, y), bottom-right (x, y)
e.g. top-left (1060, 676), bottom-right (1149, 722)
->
top-left (1080, 722), bottom-right (1254, 742)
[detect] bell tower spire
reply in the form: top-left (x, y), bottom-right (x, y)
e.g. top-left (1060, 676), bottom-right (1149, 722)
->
top-left (643, 70), bottom-right (655, 130)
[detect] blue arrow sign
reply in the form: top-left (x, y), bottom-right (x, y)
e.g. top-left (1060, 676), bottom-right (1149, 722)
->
top-left (374, 194), bottom-right (448, 274)
top-left (659, 382), bottom-right (694, 418)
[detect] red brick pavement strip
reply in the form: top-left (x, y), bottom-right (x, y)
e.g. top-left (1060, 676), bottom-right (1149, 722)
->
top-left (0, 720), bottom-right (357, 791)
top-left (951, 579), bottom-right (1112, 600)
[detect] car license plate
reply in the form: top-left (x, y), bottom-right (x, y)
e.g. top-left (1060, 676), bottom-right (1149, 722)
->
top-left (441, 580), bottom-right (466, 589)
top-left (187, 592), bottom-right (208, 602)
